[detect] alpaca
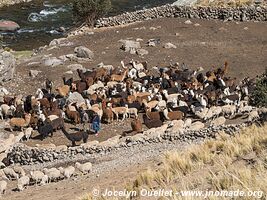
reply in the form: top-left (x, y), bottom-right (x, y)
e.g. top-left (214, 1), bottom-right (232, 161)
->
top-left (61, 127), bottom-right (89, 146)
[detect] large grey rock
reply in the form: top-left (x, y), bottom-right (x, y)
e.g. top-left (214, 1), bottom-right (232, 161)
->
top-left (66, 92), bottom-right (85, 105)
top-left (74, 46), bottom-right (94, 59)
top-left (0, 51), bottom-right (16, 83)
top-left (120, 40), bottom-right (141, 54)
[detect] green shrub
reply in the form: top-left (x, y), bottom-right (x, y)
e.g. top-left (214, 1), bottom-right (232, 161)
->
top-left (250, 70), bottom-right (267, 107)
top-left (73, 0), bottom-right (111, 26)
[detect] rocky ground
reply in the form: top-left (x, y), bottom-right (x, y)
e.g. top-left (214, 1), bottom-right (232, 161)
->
top-left (0, 16), bottom-right (266, 199)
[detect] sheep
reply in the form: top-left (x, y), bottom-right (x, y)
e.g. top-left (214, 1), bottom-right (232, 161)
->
top-left (24, 127), bottom-right (33, 141)
top-left (43, 168), bottom-right (61, 182)
top-left (210, 116), bottom-right (226, 127)
top-left (204, 106), bottom-right (222, 121)
top-left (75, 162), bottom-right (92, 174)
top-left (111, 107), bottom-right (128, 121)
top-left (0, 104), bottom-right (16, 119)
top-left (56, 85), bottom-right (70, 97)
top-left (9, 114), bottom-right (31, 132)
top-left (184, 118), bottom-right (192, 129)
top-left (17, 175), bottom-right (30, 191)
top-left (0, 180), bottom-right (7, 194)
top-left (188, 121), bottom-right (205, 131)
top-left (3, 167), bottom-right (19, 180)
top-left (30, 170), bottom-right (45, 185)
top-left (13, 166), bottom-right (26, 178)
top-left (58, 166), bottom-right (75, 179)
top-left (14, 132), bottom-right (25, 143)
top-left (222, 105), bottom-right (236, 118)
top-left (40, 175), bottom-right (49, 186)
top-left (247, 110), bottom-right (260, 122)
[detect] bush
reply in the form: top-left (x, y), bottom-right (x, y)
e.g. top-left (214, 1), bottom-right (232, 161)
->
top-left (250, 70), bottom-right (267, 107)
top-left (73, 0), bottom-right (111, 26)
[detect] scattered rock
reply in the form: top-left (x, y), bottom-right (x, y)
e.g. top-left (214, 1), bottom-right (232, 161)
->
top-left (136, 49), bottom-right (149, 56)
top-left (164, 42), bottom-right (177, 49)
top-left (194, 23), bottom-right (200, 26)
top-left (184, 19), bottom-right (193, 25)
top-left (120, 40), bottom-right (141, 54)
top-left (42, 57), bottom-right (63, 67)
top-left (67, 64), bottom-right (85, 71)
top-left (29, 70), bottom-right (41, 78)
top-left (74, 46), bottom-right (94, 59)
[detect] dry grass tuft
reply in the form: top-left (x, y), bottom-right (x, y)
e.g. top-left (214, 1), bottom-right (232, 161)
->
top-left (131, 124), bottom-right (267, 199)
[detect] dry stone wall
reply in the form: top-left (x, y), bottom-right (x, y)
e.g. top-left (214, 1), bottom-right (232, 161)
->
top-left (95, 5), bottom-right (267, 27)
top-left (7, 123), bottom-right (247, 166)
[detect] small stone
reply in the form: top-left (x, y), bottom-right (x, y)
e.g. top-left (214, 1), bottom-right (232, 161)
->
top-left (164, 42), bottom-right (177, 49)
top-left (29, 70), bottom-right (41, 78)
top-left (184, 20), bottom-right (193, 25)
top-left (244, 27), bottom-right (249, 30)
top-left (194, 23), bottom-right (200, 26)
top-left (136, 49), bottom-right (148, 56)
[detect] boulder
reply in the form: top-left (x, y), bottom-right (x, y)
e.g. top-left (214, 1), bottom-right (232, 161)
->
top-left (66, 92), bottom-right (85, 105)
top-left (0, 51), bottom-right (16, 83)
top-left (0, 20), bottom-right (20, 31)
top-left (74, 46), bottom-right (94, 59)
top-left (120, 40), bottom-right (141, 54)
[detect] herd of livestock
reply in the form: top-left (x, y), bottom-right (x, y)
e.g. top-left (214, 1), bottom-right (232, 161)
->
top-left (0, 60), bottom-right (265, 194)
top-left (0, 60), bottom-right (262, 146)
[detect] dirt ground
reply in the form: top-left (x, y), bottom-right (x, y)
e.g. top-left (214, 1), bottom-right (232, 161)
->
top-left (0, 17), bottom-right (266, 200)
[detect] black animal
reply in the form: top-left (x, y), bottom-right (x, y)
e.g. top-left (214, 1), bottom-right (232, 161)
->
top-left (61, 127), bottom-right (89, 146)
top-left (38, 122), bottom-right (54, 140)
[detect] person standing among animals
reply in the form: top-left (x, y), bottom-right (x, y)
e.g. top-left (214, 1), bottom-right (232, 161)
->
top-left (91, 114), bottom-right (101, 136)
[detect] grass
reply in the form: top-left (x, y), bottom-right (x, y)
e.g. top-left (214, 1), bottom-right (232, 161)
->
top-left (80, 124), bottom-right (267, 199)
top-left (131, 124), bottom-right (267, 199)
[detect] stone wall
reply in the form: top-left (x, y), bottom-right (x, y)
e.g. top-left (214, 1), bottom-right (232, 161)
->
top-left (7, 123), bottom-right (247, 166)
top-left (95, 5), bottom-right (267, 28)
